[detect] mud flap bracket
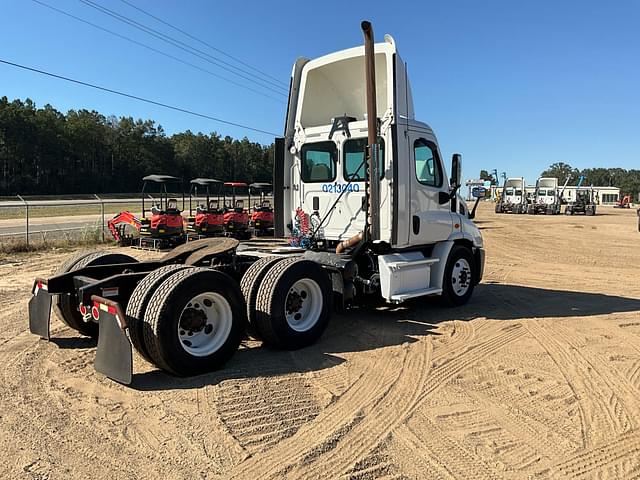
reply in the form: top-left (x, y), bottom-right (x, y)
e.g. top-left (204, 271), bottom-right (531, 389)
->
top-left (92, 295), bottom-right (133, 385)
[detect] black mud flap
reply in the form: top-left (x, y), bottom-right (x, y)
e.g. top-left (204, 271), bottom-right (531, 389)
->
top-left (92, 296), bottom-right (133, 385)
top-left (28, 278), bottom-right (52, 340)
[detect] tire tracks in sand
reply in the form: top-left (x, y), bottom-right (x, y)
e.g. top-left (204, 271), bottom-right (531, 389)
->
top-left (549, 431), bottom-right (640, 478)
top-left (527, 320), bottom-right (634, 451)
top-left (226, 320), bottom-right (524, 479)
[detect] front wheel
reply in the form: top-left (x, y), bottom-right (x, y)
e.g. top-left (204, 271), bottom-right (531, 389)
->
top-left (440, 246), bottom-right (476, 307)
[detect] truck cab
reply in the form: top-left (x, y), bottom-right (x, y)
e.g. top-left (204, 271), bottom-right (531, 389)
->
top-left (529, 177), bottom-right (561, 215)
top-left (496, 177), bottom-right (527, 214)
top-left (275, 33), bottom-right (484, 303)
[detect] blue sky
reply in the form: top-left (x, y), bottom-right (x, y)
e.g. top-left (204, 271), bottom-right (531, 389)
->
top-left (1, 0), bottom-right (638, 184)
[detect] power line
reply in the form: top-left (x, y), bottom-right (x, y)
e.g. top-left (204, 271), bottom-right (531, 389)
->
top-left (78, 0), bottom-right (288, 96)
top-left (80, 0), bottom-right (287, 96)
top-left (0, 58), bottom-right (279, 137)
top-left (31, 0), bottom-right (284, 103)
top-left (118, 0), bottom-right (287, 88)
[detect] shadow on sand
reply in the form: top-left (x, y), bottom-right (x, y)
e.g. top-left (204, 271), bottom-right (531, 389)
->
top-left (129, 283), bottom-right (640, 391)
top-left (50, 336), bottom-right (97, 349)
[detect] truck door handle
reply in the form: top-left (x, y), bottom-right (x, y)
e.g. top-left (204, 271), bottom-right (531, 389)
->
top-left (412, 215), bottom-right (420, 235)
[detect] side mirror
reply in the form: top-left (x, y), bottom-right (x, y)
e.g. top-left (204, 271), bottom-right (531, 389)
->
top-left (450, 153), bottom-right (462, 189)
top-left (438, 191), bottom-right (451, 205)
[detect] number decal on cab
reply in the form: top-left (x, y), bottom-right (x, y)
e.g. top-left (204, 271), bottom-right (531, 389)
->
top-left (321, 183), bottom-right (360, 193)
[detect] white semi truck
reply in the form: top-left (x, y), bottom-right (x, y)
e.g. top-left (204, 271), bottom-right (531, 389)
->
top-left (495, 177), bottom-right (527, 214)
top-left (28, 22), bottom-right (485, 384)
top-left (528, 177), bottom-right (561, 215)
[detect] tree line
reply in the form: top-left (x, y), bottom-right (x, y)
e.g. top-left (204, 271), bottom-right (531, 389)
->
top-left (0, 97), bottom-right (274, 196)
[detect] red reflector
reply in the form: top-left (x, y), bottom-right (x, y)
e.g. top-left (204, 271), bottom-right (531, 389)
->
top-left (108, 305), bottom-right (117, 315)
top-left (37, 281), bottom-right (43, 290)
top-left (91, 305), bottom-right (100, 320)
top-left (79, 304), bottom-right (87, 315)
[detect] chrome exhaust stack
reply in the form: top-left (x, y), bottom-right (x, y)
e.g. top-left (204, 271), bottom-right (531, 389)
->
top-left (335, 20), bottom-right (381, 254)
top-left (361, 20), bottom-right (381, 242)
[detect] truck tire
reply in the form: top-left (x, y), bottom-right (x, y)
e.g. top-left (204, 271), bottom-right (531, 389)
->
top-left (440, 245), bottom-right (476, 307)
top-left (143, 268), bottom-right (244, 376)
top-left (494, 204), bottom-right (501, 214)
top-left (239, 256), bottom-right (285, 339)
top-left (56, 252), bottom-right (137, 337)
top-left (254, 258), bottom-right (332, 350)
top-left (126, 264), bottom-right (195, 363)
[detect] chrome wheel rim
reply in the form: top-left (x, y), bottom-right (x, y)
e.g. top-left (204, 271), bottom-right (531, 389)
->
top-left (285, 279), bottom-right (322, 332)
top-left (177, 292), bottom-right (232, 357)
top-left (451, 258), bottom-right (472, 297)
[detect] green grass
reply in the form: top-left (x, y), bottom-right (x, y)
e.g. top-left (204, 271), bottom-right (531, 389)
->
top-left (0, 203), bottom-right (143, 220)
top-left (0, 225), bottom-right (113, 254)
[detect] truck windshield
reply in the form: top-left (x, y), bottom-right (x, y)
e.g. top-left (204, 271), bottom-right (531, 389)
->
top-left (301, 142), bottom-right (337, 182)
top-left (505, 188), bottom-right (514, 195)
top-left (515, 189), bottom-right (523, 196)
top-left (538, 190), bottom-right (546, 196)
top-left (343, 137), bottom-right (385, 181)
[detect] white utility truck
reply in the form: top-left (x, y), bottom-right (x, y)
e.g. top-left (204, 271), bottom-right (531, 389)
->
top-left (528, 177), bottom-right (561, 215)
top-left (28, 22), bottom-right (485, 384)
top-left (495, 177), bottom-right (527, 214)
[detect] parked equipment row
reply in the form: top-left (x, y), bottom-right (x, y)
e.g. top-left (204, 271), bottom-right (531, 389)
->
top-left (495, 176), bottom-right (597, 216)
top-left (108, 175), bottom-right (274, 249)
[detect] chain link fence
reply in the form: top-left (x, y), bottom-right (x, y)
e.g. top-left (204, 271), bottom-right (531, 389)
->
top-left (0, 194), bottom-right (148, 246)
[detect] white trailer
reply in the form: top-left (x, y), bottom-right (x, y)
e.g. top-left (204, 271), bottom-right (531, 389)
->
top-left (496, 177), bottom-right (527, 214)
top-left (528, 177), bottom-right (561, 215)
top-left (27, 22), bottom-right (485, 384)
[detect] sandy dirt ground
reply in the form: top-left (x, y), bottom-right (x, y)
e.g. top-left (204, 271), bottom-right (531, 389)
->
top-left (0, 203), bottom-right (639, 479)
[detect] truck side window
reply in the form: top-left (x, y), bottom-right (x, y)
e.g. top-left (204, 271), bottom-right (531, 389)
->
top-left (300, 142), bottom-right (337, 183)
top-left (414, 139), bottom-right (442, 187)
top-left (343, 137), bottom-right (385, 181)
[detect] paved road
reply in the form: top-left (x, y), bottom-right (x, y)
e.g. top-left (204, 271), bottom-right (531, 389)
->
top-left (0, 214), bottom-right (103, 237)
top-left (0, 198), bottom-right (143, 208)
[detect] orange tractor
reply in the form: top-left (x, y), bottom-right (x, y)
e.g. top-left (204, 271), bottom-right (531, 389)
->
top-left (614, 195), bottom-right (632, 208)
top-left (187, 178), bottom-right (224, 237)
top-left (249, 182), bottom-right (274, 236)
top-left (108, 174), bottom-right (186, 248)
top-left (222, 182), bottom-right (251, 239)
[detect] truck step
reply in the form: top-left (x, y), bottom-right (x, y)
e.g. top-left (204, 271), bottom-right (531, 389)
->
top-left (385, 258), bottom-right (439, 270)
top-left (390, 287), bottom-right (443, 303)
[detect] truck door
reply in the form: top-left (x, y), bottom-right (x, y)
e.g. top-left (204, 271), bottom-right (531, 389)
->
top-left (408, 132), bottom-right (453, 245)
top-left (298, 140), bottom-right (339, 234)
